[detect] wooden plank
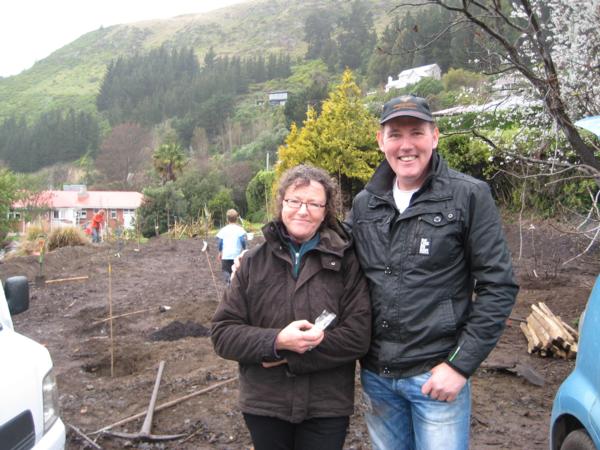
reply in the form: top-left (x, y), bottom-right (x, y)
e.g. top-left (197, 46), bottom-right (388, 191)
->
top-left (538, 302), bottom-right (577, 344)
top-left (527, 314), bottom-right (552, 350)
top-left (45, 275), bottom-right (89, 284)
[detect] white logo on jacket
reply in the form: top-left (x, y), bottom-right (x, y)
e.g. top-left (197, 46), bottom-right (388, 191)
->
top-left (419, 238), bottom-right (430, 255)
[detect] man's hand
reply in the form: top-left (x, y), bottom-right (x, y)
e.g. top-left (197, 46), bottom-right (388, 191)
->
top-left (275, 320), bottom-right (324, 354)
top-left (421, 362), bottom-right (467, 402)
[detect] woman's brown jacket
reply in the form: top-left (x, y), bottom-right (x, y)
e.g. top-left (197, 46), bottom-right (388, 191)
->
top-left (211, 221), bottom-right (371, 423)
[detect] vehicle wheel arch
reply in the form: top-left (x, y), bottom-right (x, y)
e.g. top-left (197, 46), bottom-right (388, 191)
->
top-left (552, 414), bottom-right (586, 450)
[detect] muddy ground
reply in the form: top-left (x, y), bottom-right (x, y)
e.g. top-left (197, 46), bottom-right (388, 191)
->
top-left (1, 217), bottom-right (599, 450)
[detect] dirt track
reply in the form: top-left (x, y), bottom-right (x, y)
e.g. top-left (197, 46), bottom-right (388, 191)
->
top-left (1, 219), bottom-right (598, 449)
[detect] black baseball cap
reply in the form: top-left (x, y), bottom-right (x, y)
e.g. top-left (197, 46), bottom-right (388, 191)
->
top-left (380, 95), bottom-right (434, 124)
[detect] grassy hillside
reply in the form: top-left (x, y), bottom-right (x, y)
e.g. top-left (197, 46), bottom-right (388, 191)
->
top-left (0, 0), bottom-right (397, 122)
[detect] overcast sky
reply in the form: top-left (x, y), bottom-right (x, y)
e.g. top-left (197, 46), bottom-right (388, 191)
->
top-left (0, 0), bottom-right (250, 77)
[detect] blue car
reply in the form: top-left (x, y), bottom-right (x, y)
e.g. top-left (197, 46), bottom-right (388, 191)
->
top-left (550, 275), bottom-right (600, 450)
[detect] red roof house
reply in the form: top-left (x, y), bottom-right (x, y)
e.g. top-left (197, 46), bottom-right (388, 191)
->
top-left (12, 187), bottom-right (143, 235)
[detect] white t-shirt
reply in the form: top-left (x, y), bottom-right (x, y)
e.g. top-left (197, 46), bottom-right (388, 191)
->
top-left (216, 224), bottom-right (247, 260)
top-left (392, 178), bottom-right (418, 213)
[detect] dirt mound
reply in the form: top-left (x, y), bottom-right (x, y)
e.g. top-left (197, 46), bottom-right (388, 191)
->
top-left (1, 220), bottom-right (598, 449)
top-left (149, 320), bottom-right (211, 341)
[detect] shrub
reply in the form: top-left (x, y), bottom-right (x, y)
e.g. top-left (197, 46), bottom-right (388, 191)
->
top-left (437, 134), bottom-right (493, 180)
top-left (26, 225), bottom-right (46, 241)
top-left (46, 226), bottom-right (88, 251)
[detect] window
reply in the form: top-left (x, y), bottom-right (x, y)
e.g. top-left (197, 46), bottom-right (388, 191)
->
top-left (53, 210), bottom-right (60, 219)
top-left (79, 210), bottom-right (87, 219)
top-left (110, 209), bottom-right (117, 219)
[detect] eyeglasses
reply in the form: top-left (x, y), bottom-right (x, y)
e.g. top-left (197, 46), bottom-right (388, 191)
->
top-left (283, 199), bottom-right (326, 212)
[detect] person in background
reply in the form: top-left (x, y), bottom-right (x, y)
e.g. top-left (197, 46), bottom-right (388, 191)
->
top-left (90, 209), bottom-right (105, 243)
top-left (216, 209), bottom-right (247, 286)
top-left (211, 164), bottom-right (371, 450)
top-left (346, 95), bottom-right (518, 450)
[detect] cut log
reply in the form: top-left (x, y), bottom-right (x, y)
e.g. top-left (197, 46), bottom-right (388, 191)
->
top-left (520, 302), bottom-right (579, 359)
top-left (537, 303), bottom-right (576, 343)
top-left (526, 313), bottom-right (552, 350)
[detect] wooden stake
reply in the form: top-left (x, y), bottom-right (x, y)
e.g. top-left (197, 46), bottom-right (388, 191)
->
top-left (45, 275), bottom-right (89, 284)
top-left (526, 314), bottom-right (552, 350)
top-left (108, 257), bottom-right (114, 378)
top-left (92, 308), bottom-right (154, 326)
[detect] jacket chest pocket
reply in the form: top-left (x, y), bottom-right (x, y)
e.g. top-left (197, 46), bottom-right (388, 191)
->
top-left (410, 209), bottom-right (463, 268)
top-left (353, 214), bottom-right (393, 266)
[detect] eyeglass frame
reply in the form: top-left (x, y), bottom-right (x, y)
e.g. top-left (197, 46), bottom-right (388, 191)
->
top-left (283, 198), bottom-right (326, 212)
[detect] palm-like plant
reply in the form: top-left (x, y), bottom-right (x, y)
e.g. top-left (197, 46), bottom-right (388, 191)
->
top-left (152, 142), bottom-right (187, 184)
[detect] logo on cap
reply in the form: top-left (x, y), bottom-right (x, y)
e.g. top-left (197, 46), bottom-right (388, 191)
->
top-left (393, 102), bottom-right (419, 111)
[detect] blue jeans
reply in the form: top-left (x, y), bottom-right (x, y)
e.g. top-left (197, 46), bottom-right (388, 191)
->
top-left (361, 368), bottom-right (471, 450)
top-left (92, 228), bottom-right (101, 243)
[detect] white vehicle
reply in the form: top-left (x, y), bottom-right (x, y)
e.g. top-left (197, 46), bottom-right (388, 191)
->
top-left (0, 276), bottom-right (66, 450)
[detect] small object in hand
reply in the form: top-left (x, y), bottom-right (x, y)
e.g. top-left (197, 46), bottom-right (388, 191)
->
top-left (314, 310), bottom-right (336, 330)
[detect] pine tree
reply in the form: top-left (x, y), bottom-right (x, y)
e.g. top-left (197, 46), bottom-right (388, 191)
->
top-left (277, 70), bottom-right (381, 208)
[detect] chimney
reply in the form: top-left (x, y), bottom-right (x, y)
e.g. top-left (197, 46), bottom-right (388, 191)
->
top-left (77, 186), bottom-right (88, 200)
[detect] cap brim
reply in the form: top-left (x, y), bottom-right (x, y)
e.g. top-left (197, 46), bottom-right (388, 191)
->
top-left (380, 110), bottom-right (433, 124)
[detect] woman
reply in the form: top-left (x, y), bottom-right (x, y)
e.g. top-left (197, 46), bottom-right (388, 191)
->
top-left (211, 164), bottom-right (371, 450)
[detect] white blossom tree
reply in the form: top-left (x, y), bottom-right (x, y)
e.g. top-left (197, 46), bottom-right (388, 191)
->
top-left (399, 0), bottom-right (600, 172)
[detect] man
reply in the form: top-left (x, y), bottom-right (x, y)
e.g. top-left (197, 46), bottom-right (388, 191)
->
top-left (90, 209), bottom-right (105, 243)
top-left (346, 95), bottom-right (518, 450)
top-left (216, 209), bottom-right (247, 286)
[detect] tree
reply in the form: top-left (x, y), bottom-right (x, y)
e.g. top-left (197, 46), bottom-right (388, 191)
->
top-left (152, 140), bottom-right (188, 185)
top-left (277, 70), bottom-right (381, 208)
top-left (336, 0), bottom-right (377, 72)
top-left (208, 187), bottom-right (236, 227)
top-left (304, 11), bottom-right (337, 67)
top-left (284, 79), bottom-right (329, 128)
top-left (246, 169), bottom-right (276, 222)
top-left (96, 123), bottom-right (153, 186)
top-left (138, 183), bottom-right (187, 237)
top-left (0, 168), bottom-right (19, 240)
top-left (411, 0), bottom-right (599, 173)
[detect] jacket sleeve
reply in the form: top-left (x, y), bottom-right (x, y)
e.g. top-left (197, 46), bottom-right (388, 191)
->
top-left (446, 183), bottom-right (519, 377)
top-left (210, 253), bottom-right (281, 364)
top-left (285, 249), bottom-right (372, 375)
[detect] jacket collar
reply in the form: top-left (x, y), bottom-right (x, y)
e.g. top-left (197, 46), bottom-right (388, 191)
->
top-left (263, 220), bottom-right (350, 258)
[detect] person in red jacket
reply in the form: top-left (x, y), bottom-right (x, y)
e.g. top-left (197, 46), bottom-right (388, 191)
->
top-left (90, 209), bottom-right (105, 243)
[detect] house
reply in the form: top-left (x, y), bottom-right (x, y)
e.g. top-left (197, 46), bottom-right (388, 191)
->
top-left (268, 90), bottom-right (288, 106)
top-left (385, 63), bottom-right (442, 92)
top-left (12, 187), bottom-right (143, 234)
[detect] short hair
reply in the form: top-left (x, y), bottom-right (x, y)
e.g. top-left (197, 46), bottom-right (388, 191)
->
top-left (226, 209), bottom-right (239, 223)
top-left (276, 164), bottom-right (339, 228)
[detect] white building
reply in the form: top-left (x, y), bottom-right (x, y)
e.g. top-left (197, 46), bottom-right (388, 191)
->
top-left (385, 63), bottom-right (442, 92)
top-left (268, 90), bottom-right (288, 106)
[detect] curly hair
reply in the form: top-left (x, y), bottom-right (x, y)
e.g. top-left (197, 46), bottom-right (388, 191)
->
top-left (275, 164), bottom-right (340, 228)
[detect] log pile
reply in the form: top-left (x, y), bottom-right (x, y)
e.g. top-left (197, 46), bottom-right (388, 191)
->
top-left (520, 302), bottom-right (578, 359)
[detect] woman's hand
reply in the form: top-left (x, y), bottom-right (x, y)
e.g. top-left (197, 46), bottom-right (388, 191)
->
top-left (275, 320), bottom-right (324, 354)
